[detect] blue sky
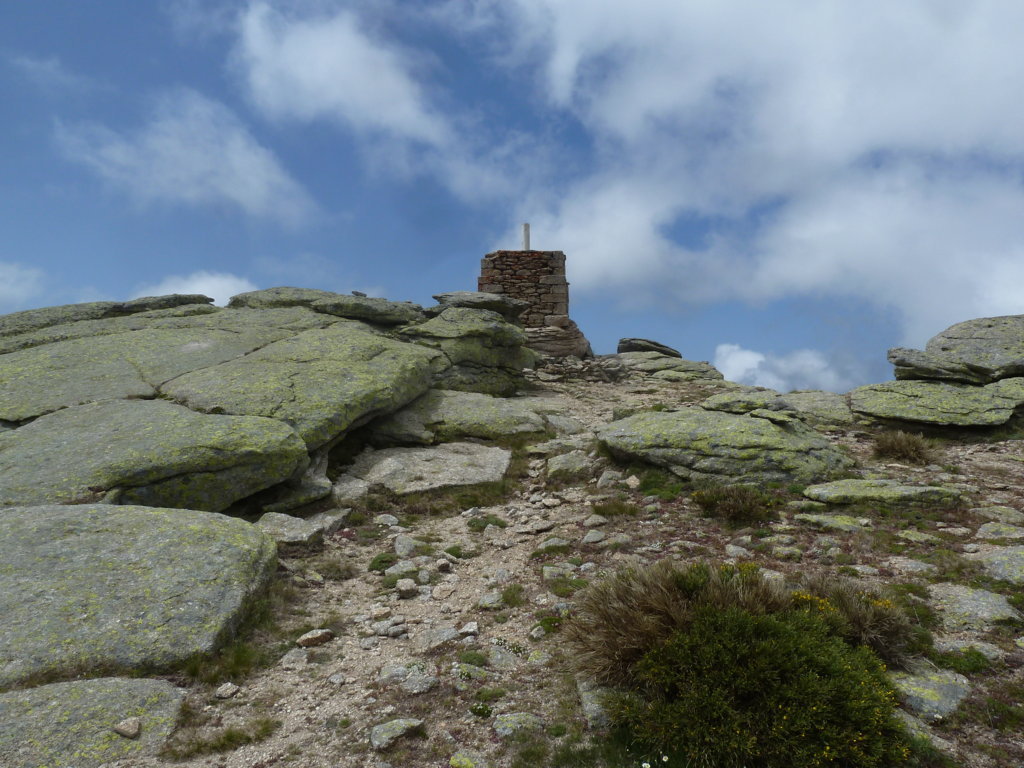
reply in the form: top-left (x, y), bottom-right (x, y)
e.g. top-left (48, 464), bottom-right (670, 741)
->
top-left (4, 1), bottom-right (1024, 392)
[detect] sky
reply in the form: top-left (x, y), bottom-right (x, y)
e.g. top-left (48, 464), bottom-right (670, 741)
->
top-left (3, 1), bottom-right (1024, 393)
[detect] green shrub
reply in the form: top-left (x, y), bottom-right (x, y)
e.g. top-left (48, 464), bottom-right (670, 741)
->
top-left (564, 561), bottom-right (930, 767)
top-left (691, 484), bottom-right (778, 527)
top-left (873, 430), bottom-right (935, 465)
top-left (367, 552), bottom-right (399, 572)
top-left (604, 605), bottom-right (911, 767)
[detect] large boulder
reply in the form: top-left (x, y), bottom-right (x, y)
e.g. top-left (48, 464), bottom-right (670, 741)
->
top-left (401, 307), bottom-right (536, 395)
top-left (312, 295), bottom-right (425, 325)
top-left (369, 389), bottom-right (550, 445)
top-left (431, 291), bottom-right (529, 323)
top-left (848, 378), bottom-right (1024, 426)
top-left (890, 315), bottom-right (1024, 384)
top-left (597, 408), bottom-right (854, 484)
top-left (162, 322), bottom-right (447, 449)
top-left (0, 307), bottom-right (337, 421)
top-left (802, 479), bottom-right (961, 507)
top-left (616, 338), bottom-right (681, 357)
top-left (0, 505), bottom-right (276, 689)
top-left (336, 442), bottom-right (511, 495)
top-left (0, 400), bottom-right (307, 511)
top-left (0, 678), bottom-right (184, 768)
top-left (616, 351), bottom-right (723, 381)
top-left (226, 286), bottom-right (340, 309)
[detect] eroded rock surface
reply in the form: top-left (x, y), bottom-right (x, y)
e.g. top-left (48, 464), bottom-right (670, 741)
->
top-left (0, 400), bottom-right (307, 511)
top-left (597, 408), bottom-right (853, 484)
top-left (0, 505), bottom-right (276, 688)
top-left (891, 315), bottom-right (1024, 384)
top-left (849, 378), bottom-right (1024, 426)
top-left (0, 678), bottom-right (184, 768)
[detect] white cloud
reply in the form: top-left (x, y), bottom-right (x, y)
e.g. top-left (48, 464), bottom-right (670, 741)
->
top-left (56, 88), bottom-right (314, 225)
top-left (714, 343), bottom-right (856, 394)
top-left (234, 2), bottom-right (450, 146)
top-left (440, 1), bottom-right (1024, 345)
top-left (132, 270), bottom-right (258, 306)
top-left (0, 262), bottom-right (46, 313)
top-left (7, 54), bottom-right (101, 93)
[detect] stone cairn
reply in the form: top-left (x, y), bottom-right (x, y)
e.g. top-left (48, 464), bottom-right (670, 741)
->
top-left (477, 225), bottom-right (592, 358)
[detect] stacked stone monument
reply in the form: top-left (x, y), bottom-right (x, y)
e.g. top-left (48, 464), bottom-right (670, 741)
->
top-left (478, 235), bottom-right (592, 358)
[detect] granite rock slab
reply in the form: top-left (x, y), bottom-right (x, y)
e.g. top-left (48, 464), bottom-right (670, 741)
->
top-left (0, 504), bottom-right (276, 689)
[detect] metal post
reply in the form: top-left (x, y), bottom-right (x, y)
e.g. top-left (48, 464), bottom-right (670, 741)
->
top-left (522, 222), bottom-right (531, 251)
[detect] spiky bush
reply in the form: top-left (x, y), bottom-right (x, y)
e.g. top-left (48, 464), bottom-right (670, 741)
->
top-left (565, 561), bottom-right (925, 767)
top-left (691, 484), bottom-right (779, 527)
top-left (873, 430), bottom-right (934, 465)
top-left (564, 561), bottom-right (791, 687)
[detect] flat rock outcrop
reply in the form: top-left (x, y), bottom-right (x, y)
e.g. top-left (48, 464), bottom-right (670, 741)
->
top-left (162, 322), bottom-right (446, 450)
top-left (849, 378), bottom-right (1024, 426)
top-left (431, 291), bottom-right (529, 324)
top-left (616, 351), bottom-right (723, 382)
top-left (369, 390), bottom-right (552, 446)
top-left (335, 442), bottom-right (511, 496)
top-left (616, 338), bottom-right (681, 357)
top-left (0, 678), bottom-right (184, 768)
top-left (0, 400), bottom-right (307, 510)
top-left (802, 479), bottom-right (961, 507)
top-left (400, 307), bottom-right (535, 396)
top-left (596, 408), bottom-right (853, 484)
top-left (890, 315), bottom-right (1024, 384)
top-left (0, 505), bottom-right (275, 688)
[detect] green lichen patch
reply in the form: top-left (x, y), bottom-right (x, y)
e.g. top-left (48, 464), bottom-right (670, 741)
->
top-left (0, 399), bottom-right (307, 511)
top-left (0, 677), bottom-right (184, 768)
top-left (0, 504), bottom-right (277, 690)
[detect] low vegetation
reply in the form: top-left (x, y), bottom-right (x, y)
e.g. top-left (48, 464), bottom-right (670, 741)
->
top-left (690, 483), bottom-right (781, 527)
top-left (873, 430), bottom-right (936, 465)
top-left (564, 561), bottom-right (934, 767)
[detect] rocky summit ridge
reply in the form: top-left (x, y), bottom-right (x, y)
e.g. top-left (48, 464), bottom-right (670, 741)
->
top-left (0, 289), bottom-right (1023, 767)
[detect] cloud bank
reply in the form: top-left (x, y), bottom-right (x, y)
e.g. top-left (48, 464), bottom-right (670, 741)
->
top-left (56, 88), bottom-right (314, 225)
top-left (434, 1), bottom-right (1024, 346)
top-left (714, 343), bottom-right (858, 394)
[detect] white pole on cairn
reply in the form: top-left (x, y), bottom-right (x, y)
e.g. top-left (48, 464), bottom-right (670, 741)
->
top-left (522, 222), bottom-right (530, 250)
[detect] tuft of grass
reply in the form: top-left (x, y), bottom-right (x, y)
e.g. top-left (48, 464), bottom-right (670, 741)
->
top-left (474, 686), bottom-right (507, 703)
top-left (565, 561), bottom-right (928, 767)
top-left (636, 468), bottom-right (685, 501)
top-left (531, 543), bottom-right (572, 560)
top-left (873, 430), bottom-right (935, 465)
top-left (458, 649), bottom-right (488, 667)
top-left (501, 583), bottom-right (528, 608)
top-left (590, 499), bottom-right (639, 517)
top-left (690, 483), bottom-right (779, 527)
top-left (928, 648), bottom-right (993, 676)
top-left (176, 577), bottom-right (300, 685)
top-left (313, 556), bottom-right (358, 581)
top-left (367, 552), bottom-right (400, 572)
top-left (161, 702), bottom-right (280, 759)
top-left (951, 679), bottom-right (1024, 733)
top-left (467, 513), bottom-right (509, 532)
top-left (444, 544), bottom-right (477, 559)
top-left (547, 576), bottom-right (588, 598)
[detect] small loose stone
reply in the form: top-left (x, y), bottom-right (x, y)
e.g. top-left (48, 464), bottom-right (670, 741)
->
top-left (112, 717), bottom-right (141, 739)
top-left (296, 628), bottom-right (335, 647)
top-left (215, 682), bottom-right (240, 699)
